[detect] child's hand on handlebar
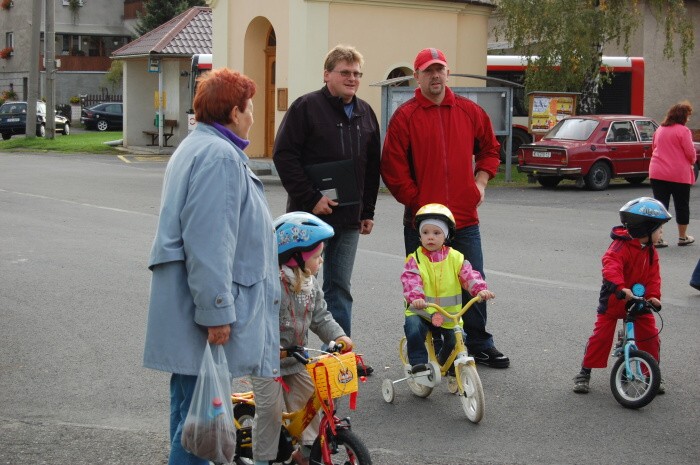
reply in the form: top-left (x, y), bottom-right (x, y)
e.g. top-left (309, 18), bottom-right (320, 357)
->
top-left (410, 298), bottom-right (427, 309)
top-left (648, 297), bottom-right (661, 310)
top-left (334, 336), bottom-right (353, 353)
top-left (477, 289), bottom-right (495, 301)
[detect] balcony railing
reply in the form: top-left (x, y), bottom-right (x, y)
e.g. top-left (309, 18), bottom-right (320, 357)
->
top-left (40, 54), bottom-right (112, 72)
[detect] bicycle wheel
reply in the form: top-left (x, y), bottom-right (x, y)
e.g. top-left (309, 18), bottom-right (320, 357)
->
top-left (309, 428), bottom-right (372, 465)
top-left (610, 349), bottom-right (660, 409)
top-left (400, 338), bottom-right (433, 398)
top-left (458, 363), bottom-right (484, 423)
top-left (233, 403), bottom-right (255, 465)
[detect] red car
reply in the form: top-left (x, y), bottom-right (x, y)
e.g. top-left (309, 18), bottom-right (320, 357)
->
top-left (518, 115), bottom-right (660, 190)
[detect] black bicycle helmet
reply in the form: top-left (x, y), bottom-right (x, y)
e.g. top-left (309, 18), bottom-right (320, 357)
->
top-left (619, 197), bottom-right (672, 239)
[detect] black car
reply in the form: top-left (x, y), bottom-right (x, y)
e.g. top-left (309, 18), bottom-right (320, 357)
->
top-left (80, 102), bottom-right (123, 131)
top-left (0, 101), bottom-right (70, 140)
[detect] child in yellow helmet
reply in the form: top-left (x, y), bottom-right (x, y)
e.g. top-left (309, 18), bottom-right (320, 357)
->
top-left (401, 204), bottom-right (495, 373)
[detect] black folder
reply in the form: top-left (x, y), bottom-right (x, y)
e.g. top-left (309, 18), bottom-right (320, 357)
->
top-left (304, 159), bottom-right (360, 206)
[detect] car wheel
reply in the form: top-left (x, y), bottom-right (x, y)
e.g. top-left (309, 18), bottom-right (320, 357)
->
top-left (96, 120), bottom-right (109, 131)
top-left (1, 132), bottom-right (10, 140)
top-left (37, 124), bottom-right (46, 138)
top-left (584, 161), bottom-right (612, 191)
top-left (536, 176), bottom-right (562, 188)
top-left (624, 176), bottom-right (646, 185)
top-left (62, 123), bottom-right (70, 136)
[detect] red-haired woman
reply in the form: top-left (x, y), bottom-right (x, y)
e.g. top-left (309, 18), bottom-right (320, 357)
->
top-left (649, 101), bottom-right (696, 247)
top-left (144, 68), bottom-right (281, 465)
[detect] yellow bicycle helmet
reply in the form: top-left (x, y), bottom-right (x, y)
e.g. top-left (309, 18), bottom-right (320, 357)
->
top-left (414, 203), bottom-right (456, 239)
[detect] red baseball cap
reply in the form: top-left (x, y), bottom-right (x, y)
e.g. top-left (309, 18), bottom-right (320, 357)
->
top-left (414, 48), bottom-right (448, 71)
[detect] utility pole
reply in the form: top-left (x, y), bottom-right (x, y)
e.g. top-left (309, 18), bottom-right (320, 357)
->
top-left (26, 0), bottom-right (42, 139)
top-left (44, 0), bottom-right (56, 139)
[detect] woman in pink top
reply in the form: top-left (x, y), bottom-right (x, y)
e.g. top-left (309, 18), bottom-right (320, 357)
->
top-left (649, 101), bottom-right (696, 247)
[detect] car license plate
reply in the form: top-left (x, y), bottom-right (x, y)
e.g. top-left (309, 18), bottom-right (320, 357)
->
top-left (533, 151), bottom-right (551, 158)
top-left (7, 117), bottom-right (19, 122)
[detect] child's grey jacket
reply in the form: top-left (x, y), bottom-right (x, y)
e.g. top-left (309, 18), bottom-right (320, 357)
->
top-left (279, 274), bottom-right (345, 376)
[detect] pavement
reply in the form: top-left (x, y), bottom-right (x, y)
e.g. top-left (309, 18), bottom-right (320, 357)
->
top-left (116, 143), bottom-right (281, 181)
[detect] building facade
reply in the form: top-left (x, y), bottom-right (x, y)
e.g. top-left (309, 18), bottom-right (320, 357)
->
top-left (0, 0), bottom-right (141, 104)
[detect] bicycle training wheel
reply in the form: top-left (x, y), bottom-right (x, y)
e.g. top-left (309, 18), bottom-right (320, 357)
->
top-left (400, 338), bottom-right (433, 398)
top-left (458, 363), bottom-right (485, 423)
top-left (610, 349), bottom-right (660, 409)
top-left (309, 428), bottom-right (372, 465)
top-left (233, 403), bottom-right (255, 465)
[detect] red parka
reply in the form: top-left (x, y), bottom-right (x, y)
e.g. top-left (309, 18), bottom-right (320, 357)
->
top-left (380, 86), bottom-right (500, 229)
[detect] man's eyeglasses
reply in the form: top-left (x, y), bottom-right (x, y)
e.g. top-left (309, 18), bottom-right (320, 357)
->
top-left (333, 70), bottom-right (363, 79)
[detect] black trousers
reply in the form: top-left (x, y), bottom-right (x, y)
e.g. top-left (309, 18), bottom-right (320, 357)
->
top-left (650, 178), bottom-right (691, 225)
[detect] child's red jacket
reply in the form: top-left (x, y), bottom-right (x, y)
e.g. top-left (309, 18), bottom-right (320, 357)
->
top-left (597, 225), bottom-right (661, 314)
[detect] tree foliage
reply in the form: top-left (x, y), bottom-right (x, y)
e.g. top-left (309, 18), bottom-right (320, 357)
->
top-left (493, 0), bottom-right (695, 114)
top-left (104, 60), bottom-right (124, 94)
top-left (134, 0), bottom-right (207, 36)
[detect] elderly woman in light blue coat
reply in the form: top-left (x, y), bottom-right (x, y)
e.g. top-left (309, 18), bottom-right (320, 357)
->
top-left (143, 68), bottom-right (281, 465)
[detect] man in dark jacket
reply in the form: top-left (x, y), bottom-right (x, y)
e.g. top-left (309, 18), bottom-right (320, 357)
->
top-left (273, 44), bottom-right (381, 375)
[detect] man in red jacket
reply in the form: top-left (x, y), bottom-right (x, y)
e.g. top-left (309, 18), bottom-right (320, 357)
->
top-left (381, 48), bottom-right (509, 368)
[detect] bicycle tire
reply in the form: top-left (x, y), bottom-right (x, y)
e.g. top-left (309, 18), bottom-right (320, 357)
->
top-left (233, 403), bottom-right (255, 465)
top-left (309, 428), bottom-right (372, 465)
top-left (610, 349), bottom-right (660, 409)
top-left (458, 363), bottom-right (484, 423)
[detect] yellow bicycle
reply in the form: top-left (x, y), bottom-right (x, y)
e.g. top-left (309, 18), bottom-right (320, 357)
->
top-left (381, 296), bottom-right (485, 423)
top-left (232, 345), bottom-right (372, 465)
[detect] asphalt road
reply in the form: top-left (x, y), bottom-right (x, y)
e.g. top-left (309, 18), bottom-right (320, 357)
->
top-left (1, 152), bottom-right (698, 465)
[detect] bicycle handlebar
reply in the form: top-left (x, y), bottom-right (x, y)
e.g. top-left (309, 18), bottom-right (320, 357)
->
top-left (424, 295), bottom-right (482, 321)
top-left (281, 342), bottom-right (346, 365)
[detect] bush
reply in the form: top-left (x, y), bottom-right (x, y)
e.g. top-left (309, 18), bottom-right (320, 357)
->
top-left (69, 96), bottom-right (80, 104)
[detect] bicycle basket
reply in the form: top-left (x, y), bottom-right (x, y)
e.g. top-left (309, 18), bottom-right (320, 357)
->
top-left (306, 351), bottom-right (359, 400)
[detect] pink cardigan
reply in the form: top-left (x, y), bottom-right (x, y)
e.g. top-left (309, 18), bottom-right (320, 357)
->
top-left (649, 123), bottom-right (697, 184)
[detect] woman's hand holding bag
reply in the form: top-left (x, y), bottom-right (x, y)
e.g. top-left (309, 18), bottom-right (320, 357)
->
top-left (181, 342), bottom-right (236, 463)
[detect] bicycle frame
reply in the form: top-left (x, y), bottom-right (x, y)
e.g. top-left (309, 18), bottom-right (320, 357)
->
top-left (232, 350), bottom-right (360, 464)
top-left (612, 307), bottom-right (644, 383)
top-left (425, 296), bottom-right (481, 394)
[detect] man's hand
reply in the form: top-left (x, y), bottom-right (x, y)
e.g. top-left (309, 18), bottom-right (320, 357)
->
top-left (360, 219), bottom-right (374, 235)
top-left (474, 170), bottom-right (490, 207)
top-left (312, 196), bottom-right (338, 216)
top-left (207, 325), bottom-right (231, 345)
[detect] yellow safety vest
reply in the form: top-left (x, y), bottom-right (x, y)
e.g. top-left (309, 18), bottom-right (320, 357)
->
top-left (404, 247), bottom-right (464, 328)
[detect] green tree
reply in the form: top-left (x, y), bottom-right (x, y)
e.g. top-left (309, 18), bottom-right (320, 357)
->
top-left (493, 0), bottom-right (695, 114)
top-left (104, 60), bottom-right (124, 94)
top-left (134, 0), bottom-right (207, 36)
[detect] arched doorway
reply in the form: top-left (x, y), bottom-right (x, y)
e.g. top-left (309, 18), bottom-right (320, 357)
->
top-left (264, 28), bottom-right (276, 156)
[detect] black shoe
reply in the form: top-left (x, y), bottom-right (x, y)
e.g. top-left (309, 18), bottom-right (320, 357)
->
top-left (409, 363), bottom-right (430, 374)
top-left (472, 347), bottom-right (510, 368)
top-left (690, 281), bottom-right (700, 292)
top-left (357, 363), bottom-right (374, 376)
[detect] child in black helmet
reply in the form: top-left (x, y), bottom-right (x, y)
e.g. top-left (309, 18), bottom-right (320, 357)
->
top-left (573, 197), bottom-right (671, 394)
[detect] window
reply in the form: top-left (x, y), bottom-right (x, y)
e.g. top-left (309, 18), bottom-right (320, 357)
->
top-left (62, 0), bottom-right (84, 6)
top-left (5, 32), bottom-right (13, 48)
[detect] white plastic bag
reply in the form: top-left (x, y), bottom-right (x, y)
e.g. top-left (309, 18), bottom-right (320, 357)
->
top-left (181, 343), bottom-right (236, 463)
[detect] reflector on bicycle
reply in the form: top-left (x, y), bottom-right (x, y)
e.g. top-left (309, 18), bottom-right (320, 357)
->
top-left (306, 351), bottom-right (359, 400)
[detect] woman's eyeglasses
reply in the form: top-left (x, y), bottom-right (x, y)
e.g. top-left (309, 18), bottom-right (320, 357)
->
top-left (333, 70), bottom-right (363, 79)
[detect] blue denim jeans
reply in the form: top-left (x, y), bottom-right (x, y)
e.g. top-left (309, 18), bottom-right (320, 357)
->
top-left (404, 224), bottom-right (494, 353)
top-left (404, 314), bottom-right (456, 365)
top-left (691, 258), bottom-right (700, 287)
top-left (322, 227), bottom-right (360, 336)
top-left (169, 374), bottom-right (209, 465)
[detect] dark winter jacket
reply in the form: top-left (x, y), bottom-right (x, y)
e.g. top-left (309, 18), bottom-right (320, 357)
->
top-left (273, 86), bottom-right (381, 228)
